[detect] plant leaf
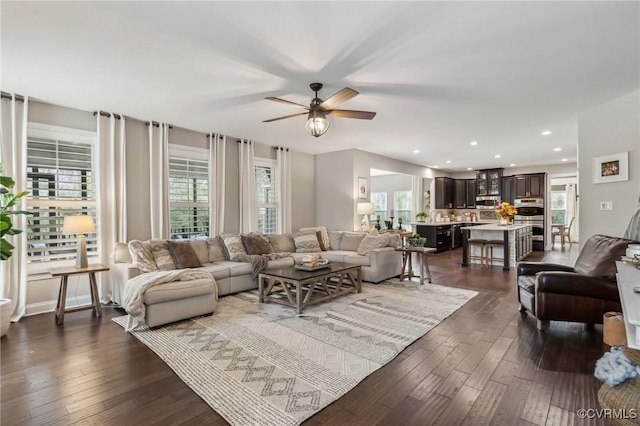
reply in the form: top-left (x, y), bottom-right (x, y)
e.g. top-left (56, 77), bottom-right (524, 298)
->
top-left (0, 175), bottom-right (15, 189)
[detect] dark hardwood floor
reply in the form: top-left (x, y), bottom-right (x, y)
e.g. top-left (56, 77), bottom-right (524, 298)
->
top-left (2, 245), bottom-right (608, 426)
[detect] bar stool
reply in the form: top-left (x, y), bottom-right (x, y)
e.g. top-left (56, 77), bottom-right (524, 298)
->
top-left (467, 239), bottom-right (486, 266)
top-left (485, 239), bottom-right (505, 267)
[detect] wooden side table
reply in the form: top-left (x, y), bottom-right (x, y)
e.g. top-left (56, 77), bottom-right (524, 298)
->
top-left (395, 246), bottom-right (436, 284)
top-left (49, 264), bottom-right (109, 324)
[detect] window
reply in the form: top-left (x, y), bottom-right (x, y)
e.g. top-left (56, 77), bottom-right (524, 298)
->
top-left (26, 123), bottom-right (97, 268)
top-left (394, 190), bottom-right (412, 229)
top-left (371, 192), bottom-right (387, 223)
top-left (550, 191), bottom-right (567, 225)
top-left (169, 147), bottom-right (209, 240)
top-left (255, 158), bottom-right (278, 235)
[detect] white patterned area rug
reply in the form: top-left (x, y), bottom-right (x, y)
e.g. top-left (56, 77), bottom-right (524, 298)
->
top-left (113, 280), bottom-right (477, 426)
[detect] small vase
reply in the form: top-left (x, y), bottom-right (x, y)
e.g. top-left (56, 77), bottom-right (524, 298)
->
top-left (499, 218), bottom-right (509, 226)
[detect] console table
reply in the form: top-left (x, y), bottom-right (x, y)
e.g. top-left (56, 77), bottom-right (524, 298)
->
top-left (616, 261), bottom-right (640, 349)
top-left (49, 264), bottom-right (109, 324)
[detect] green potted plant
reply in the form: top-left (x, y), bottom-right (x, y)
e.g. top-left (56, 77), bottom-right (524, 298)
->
top-left (415, 211), bottom-right (428, 222)
top-left (1, 163), bottom-right (30, 337)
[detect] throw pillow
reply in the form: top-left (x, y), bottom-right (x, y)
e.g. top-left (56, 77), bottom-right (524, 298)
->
top-left (316, 231), bottom-right (328, 251)
top-left (207, 236), bottom-right (228, 262)
top-left (293, 231), bottom-right (322, 253)
top-left (386, 233), bottom-right (401, 248)
top-left (220, 233), bottom-right (247, 261)
top-left (241, 233), bottom-right (274, 255)
top-left (149, 239), bottom-right (176, 271)
top-left (167, 240), bottom-right (202, 269)
top-left (573, 234), bottom-right (636, 280)
top-left (190, 240), bottom-right (210, 265)
top-left (328, 231), bottom-right (343, 250)
top-left (340, 232), bottom-right (366, 252)
top-left (268, 233), bottom-right (296, 253)
top-left (128, 240), bottom-right (157, 273)
top-left (299, 226), bottom-right (330, 250)
top-left (357, 232), bottom-right (390, 255)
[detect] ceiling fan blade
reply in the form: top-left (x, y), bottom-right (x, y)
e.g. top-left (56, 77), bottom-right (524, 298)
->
top-left (262, 112), bottom-right (308, 123)
top-left (319, 88), bottom-right (359, 110)
top-left (265, 97), bottom-right (310, 109)
top-left (327, 109), bottom-right (376, 120)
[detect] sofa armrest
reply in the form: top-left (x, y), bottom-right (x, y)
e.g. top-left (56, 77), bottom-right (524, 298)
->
top-left (517, 262), bottom-right (574, 276)
top-left (368, 247), bottom-right (401, 267)
top-left (536, 271), bottom-right (620, 302)
top-left (110, 262), bottom-right (142, 304)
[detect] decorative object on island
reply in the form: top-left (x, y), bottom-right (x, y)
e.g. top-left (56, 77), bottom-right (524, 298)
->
top-left (1, 162), bottom-right (31, 337)
top-left (593, 151), bottom-right (629, 184)
top-left (357, 177), bottom-right (368, 199)
top-left (356, 202), bottom-right (375, 231)
top-left (495, 201), bottom-right (517, 225)
top-left (416, 211), bottom-right (428, 222)
top-left (63, 214), bottom-right (96, 268)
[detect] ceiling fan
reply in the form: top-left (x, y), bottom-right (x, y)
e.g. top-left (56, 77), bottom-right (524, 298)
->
top-left (263, 83), bottom-right (376, 137)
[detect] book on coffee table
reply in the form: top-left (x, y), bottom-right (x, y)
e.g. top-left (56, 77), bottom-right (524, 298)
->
top-left (294, 263), bottom-right (331, 271)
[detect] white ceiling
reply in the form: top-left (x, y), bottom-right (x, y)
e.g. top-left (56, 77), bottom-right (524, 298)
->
top-left (2, 2), bottom-right (638, 172)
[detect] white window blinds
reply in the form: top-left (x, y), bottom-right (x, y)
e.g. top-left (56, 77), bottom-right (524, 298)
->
top-left (255, 159), bottom-right (278, 235)
top-left (169, 149), bottom-right (209, 239)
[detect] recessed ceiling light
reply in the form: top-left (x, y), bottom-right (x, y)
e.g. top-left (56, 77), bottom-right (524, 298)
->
top-left (542, 130), bottom-right (552, 136)
top-left (433, 165), bottom-right (439, 168)
top-left (467, 167), bottom-right (472, 170)
top-left (494, 154), bottom-right (501, 158)
top-left (510, 163), bottom-right (516, 167)
top-left (561, 158), bottom-right (568, 162)
top-left (553, 147), bottom-right (562, 152)
top-left (470, 141), bottom-right (478, 146)
top-left (446, 160), bottom-right (451, 164)
top-left (413, 149), bottom-right (420, 153)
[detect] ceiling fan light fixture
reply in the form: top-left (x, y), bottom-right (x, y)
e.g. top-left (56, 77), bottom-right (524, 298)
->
top-left (305, 110), bottom-right (330, 137)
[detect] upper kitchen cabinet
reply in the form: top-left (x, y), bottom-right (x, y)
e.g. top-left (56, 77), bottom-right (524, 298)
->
top-left (476, 168), bottom-right (503, 197)
top-left (514, 173), bottom-right (546, 198)
top-left (435, 177), bottom-right (454, 209)
top-left (465, 179), bottom-right (477, 208)
top-left (501, 176), bottom-right (515, 204)
top-left (454, 179), bottom-right (466, 209)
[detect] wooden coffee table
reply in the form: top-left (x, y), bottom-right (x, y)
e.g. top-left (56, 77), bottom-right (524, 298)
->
top-left (258, 262), bottom-right (361, 314)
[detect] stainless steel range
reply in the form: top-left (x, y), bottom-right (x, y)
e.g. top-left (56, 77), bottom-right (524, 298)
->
top-left (514, 198), bottom-right (544, 251)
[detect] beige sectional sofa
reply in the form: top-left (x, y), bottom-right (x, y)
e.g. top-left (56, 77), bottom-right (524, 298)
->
top-left (110, 229), bottom-right (402, 328)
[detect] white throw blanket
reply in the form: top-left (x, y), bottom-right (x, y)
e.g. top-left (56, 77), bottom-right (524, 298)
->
top-left (123, 269), bottom-right (216, 331)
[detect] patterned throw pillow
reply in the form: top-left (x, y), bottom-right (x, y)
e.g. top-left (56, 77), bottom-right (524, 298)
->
top-left (299, 226), bottom-right (330, 250)
top-left (128, 240), bottom-right (158, 273)
top-left (328, 231), bottom-right (343, 250)
top-left (357, 231), bottom-right (390, 255)
top-left (149, 239), bottom-right (176, 271)
top-left (207, 236), bottom-right (228, 262)
top-left (386, 233), bottom-right (402, 248)
top-left (268, 233), bottom-right (296, 253)
top-left (293, 231), bottom-right (322, 253)
top-left (220, 233), bottom-right (247, 261)
top-left (167, 240), bottom-right (202, 269)
top-left (241, 233), bottom-right (274, 255)
top-left (316, 231), bottom-right (328, 251)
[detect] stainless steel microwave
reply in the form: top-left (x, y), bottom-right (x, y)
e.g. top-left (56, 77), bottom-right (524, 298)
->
top-left (475, 196), bottom-right (501, 210)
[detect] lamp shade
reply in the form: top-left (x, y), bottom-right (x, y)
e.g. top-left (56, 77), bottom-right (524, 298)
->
top-left (63, 215), bottom-right (96, 235)
top-left (357, 202), bottom-right (375, 215)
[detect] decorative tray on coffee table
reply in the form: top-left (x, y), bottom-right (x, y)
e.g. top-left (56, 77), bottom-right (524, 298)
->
top-left (294, 262), bottom-right (331, 271)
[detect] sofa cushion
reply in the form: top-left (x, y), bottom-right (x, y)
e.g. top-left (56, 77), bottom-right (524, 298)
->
top-left (340, 232), bottom-right (366, 251)
top-left (113, 242), bottom-right (132, 263)
top-left (214, 260), bottom-right (253, 277)
top-left (220, 234), bottom-right (247, 261)
top-left (573, 234), bottom-right (635, 280)
top-left (266, 257), bottom-right (295, 269)
top-left (293, 231), bottom-right (322, 253)
top-left (321, 252), bottom-right (347, 263)
top-left (241, 233), bottom-right (274, 255)
top-left (207, 236), bottom-right (228, 262)
top-left (143, 277), bottom-right (215, 305)
top-left (201, 262), bottom-right (231, 280)
top-left (190, 240), bottom-right (210, 265)
top-left (128, 240), bottom-right (157, 272)
top-left (328, 231), bottom-right (343, 250)
top-left (149, 239), bottom-right (176, 271)
top-left (357, 231), bottom-right (389, 255)
top-left (269, 233), bottom-right (295, 253)
top-left (167, 241), bottom-right (202, 269)
top-left (299, 226), bottom-right (330, 250)
top-left (344, 253), bottom-right (371, 266)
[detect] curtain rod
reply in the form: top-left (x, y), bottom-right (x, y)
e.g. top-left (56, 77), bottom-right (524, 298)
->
top-left (1, 92), bottom-right (25, 102)
top-left (236, 140), bottom-right (252, 144)
top-left (273, 147), bottom-right (290, 151)
top-left (93, 111), bottom-right (122, 120)
top-left (145, 121), bottom-right (173, 129)
top-left (205, 134), bottom-right (224, 140)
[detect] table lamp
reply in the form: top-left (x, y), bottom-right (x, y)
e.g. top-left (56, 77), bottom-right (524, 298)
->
top-left (63, 214), bottom-right (96, 268)
top-left (357, 202), bottom-right (375, 231)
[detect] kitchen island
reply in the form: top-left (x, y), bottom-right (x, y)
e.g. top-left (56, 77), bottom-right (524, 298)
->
top-left (461, 223), bottom-right (533, 270)
top-left (411, 221), bottom-right (494, 252)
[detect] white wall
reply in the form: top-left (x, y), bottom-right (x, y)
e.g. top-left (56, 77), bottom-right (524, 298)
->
top-left (578, 90), bottom-right (640, 242)
top-left (450, 163), bottom-right (578, 180)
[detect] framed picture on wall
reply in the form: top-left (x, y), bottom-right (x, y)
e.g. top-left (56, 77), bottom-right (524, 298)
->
top-left (358, 177), bottom-right (368, 199)
top-left (593, 151), bottom-right (629, 184)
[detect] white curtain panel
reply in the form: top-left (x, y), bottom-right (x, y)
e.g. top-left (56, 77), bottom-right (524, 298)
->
top-left (412, 175), bottom-right (423, 218)
top-left (148, 123), bottom-right (170, 239)
top-left (238, 140), bottom-right (257, 233)
top-left (96, 113), bottom-right (127, 302)
top-left (276, 147), bottom-right (292, 233)
top-left (208, 133), bottom-right (226, 236)
top-left (566, 183), bottom-right (578, 242)
top-left (0, 94), bottom-right (29, 321)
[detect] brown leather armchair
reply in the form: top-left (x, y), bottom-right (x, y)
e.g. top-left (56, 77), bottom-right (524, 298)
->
top-left (517, 234), bottom-right (637, 331)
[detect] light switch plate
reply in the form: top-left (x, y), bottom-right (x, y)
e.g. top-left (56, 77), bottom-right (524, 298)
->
top-left (600, 201), bottom-right (614, 211)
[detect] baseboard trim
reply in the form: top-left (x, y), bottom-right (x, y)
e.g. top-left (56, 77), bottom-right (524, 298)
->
top-left (25, 296), bottom-right (93, 317)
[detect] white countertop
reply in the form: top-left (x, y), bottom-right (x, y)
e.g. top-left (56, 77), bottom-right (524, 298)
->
top-left (412, 221), bottom-right (496, 226)
top-left (461, 223), bottom-right (532, 231)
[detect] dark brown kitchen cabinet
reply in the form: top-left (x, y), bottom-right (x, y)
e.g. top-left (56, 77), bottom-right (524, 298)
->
top-left (454, 179), bottom-right (466, 209)
top-left (465, 179), bottom-right (476, 208)
top-left (501, 176), bottom-right (515, 204)
top-left (514, 173), bottom-right (545, 198)
top-left (476, 168), bottom-right (503, 197)
top-left (434, 177), bottom-right (454, 209)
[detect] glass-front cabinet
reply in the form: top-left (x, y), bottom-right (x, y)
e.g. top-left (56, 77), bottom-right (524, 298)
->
top-left (476, 168), bottom-right (503, 196)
